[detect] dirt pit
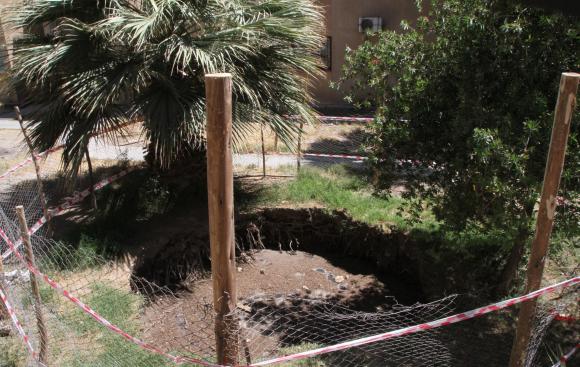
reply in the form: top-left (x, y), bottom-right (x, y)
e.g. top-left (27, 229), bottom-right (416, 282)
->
top-left (140, 248), bottom-right (438, 363)
top-left (187, 249), bottom-right (391, 307)
top-left (134, 207), bottom-right (452, 364)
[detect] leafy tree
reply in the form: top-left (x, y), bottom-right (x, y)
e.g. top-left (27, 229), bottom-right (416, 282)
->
top-left (340, 0), bottom-right (579, 294)
top-left (8, 0), bottom-right (323, 174)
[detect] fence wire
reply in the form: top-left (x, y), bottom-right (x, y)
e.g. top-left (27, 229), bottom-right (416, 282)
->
top-left (232, 121), bottom-right (370, 176)
top-left (0, 122), bottom-right (577, 367)
top-left (1, 228), bottom-right (576, 367)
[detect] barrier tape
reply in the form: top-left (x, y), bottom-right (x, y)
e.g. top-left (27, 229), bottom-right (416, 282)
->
top-left (301, 152), bottom-right (367, 160)
top-left (316, 116), bottom-right (373, 123)
top-left (0, 226), bottom-right (224, 367)
top-left (0, 145), bottom-right (64, 182)
top-left (0, 287), bottom-right (36, 358)
top-left (250, 277), bottom-right (580, 366)
top-left (286, 115), bottom-right (374, 123)
top-left (552, 312), bottom-right (578, 323)
top-left (2, 226), bottom-right (578, 367)
top-left (552, 343), bottom-right (579, 367)
top-left (1, 165), bottom-right (139, 260)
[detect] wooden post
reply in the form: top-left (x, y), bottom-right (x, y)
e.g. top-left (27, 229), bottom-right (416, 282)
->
top-left (14, 106), bottom-right (53, 236)
top-left (260, 123), bottom-right (267, 177)
top-left (273, 133), bottom-right (278, 152)
top-left (84, 146), bottom-right (98, 210)
top-left (296, 121), bottom-right (304, 173)
top-left (205, 73), bottom-right (239, 366)
top-left (0, 255), bottom-right (7, 321)
top-left (0, 255), bottom-right (11, 337)
top-left (508, 72), bottom-right (580, 367)
top-left (15, 205), bottom-right (49, 365)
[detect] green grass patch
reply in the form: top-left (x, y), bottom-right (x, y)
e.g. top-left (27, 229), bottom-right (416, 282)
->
top-left (40, 235), bottom-right (102, 273)
top-left (60, 282), bottom-right (169, 366)
top-left (261, 165), bottom-right (437, 231)
top-left (0, 336), bottom-right (28, 367)
top-left (67, 282), bottom-right (143, 335)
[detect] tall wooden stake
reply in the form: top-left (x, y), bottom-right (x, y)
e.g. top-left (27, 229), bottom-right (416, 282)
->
top-left (296, 121), bottom-right (304, 173)
top-left (84, 146), bottom-right (98, 210)
top-left (14, 106), bottom-right (53, 236)
top-left (6, 17), bottom-right (51, 234)
top-left (205, 73), bottom-right (239, 366)
top-left (0, 255), bottom-right (10, 338)
top-left (260, 123), bottom-right (267, 177)
top-left (0, 255), bottom-right (7, 321)
top-left (508, 72), bottom-right (580, 367)
top-left (16, 205), bottom-right (49, 365)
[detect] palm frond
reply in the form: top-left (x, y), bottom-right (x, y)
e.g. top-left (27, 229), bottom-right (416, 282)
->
top-left (10, 0), bottom-right (325, 171)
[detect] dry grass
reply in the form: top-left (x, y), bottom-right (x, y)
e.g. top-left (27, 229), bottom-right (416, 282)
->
top-left (235, 122), bottom-right (370, 154)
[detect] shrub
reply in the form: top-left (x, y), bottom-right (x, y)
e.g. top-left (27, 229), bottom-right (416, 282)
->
top-left (340, 0), bottom-right (580, 292)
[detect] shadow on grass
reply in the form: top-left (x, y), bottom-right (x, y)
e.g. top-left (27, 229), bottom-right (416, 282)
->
top-left (37, 164), bottom-right (510, 305)
top-left (47, 166), bottom-right (267, 286)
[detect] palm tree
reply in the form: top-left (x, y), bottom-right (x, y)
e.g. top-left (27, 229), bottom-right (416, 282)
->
top-left (8, 0), bottom-right (323, 175)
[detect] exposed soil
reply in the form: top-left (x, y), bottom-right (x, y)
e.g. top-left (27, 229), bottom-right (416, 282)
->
top-left (190, 249), bottom-right (390, 307)
top-left (135, 206), bottom-right (431, 363)
top-left (131, 206), bottom-right (579, 366)
top-left (130, 207), bottom-right (426, 305)
top-left (140, 249), bottom-right (395, 357)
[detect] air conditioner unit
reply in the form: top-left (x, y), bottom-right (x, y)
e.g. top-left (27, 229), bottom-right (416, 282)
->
top-left (359, 17), bottom-right (382, 33)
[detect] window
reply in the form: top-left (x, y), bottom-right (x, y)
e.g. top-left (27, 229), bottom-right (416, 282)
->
top-left (320, 36), bottom-right (331, 71)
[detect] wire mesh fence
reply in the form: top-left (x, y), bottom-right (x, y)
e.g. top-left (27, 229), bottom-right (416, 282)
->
top-left (232, 119), bottom-right (371, 177)
top-left (1, 226), bottom-right (577, 367)
top-left (0, 119), bottom-right (578, 367)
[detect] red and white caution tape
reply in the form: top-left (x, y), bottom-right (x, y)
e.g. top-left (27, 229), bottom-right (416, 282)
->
top-left (1, 165), bottom-right (139, 260)
top-left (0, 227), bottom-right (224, 367)
top-left (285, 115), bottom-right (374, 123)
top-left (316, 116), bottom-right (373, 123)
top-left (0, 145), bottom-right (64, 182)
top-left (301, 152), bottom-right (367, 160)
top-left (0, 287), bottom-right (36, 358)
top-left (552, 343), bottom-right (579, 367)
top-left (250, 277), bottom-right (580, 366)
top-left (554, 314), bottom-right (577, 322)
top-left (552, 311), bottom-right (578, 323)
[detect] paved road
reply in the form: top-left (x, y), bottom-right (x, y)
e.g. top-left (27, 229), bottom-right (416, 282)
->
top-left (0, 110), bottom-right (363, 168)
top-left (87, 142), bottom-right (363, 168)
top-left (0, 110), bottom-right (23, 130)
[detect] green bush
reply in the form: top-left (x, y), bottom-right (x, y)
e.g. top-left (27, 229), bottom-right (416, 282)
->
top-left (340, 0), bottom-right (580, 291)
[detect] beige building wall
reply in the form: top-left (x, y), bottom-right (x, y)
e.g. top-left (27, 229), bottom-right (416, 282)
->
top-left (1, 0), bottom-right (419, 108)
top-left (313, 0), bottom-right (419, 110)
top-left (0, 0), bottom-right (22, 105)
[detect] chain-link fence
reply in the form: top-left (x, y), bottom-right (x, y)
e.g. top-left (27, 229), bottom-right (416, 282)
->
top-left (0, 121), bottom-right (578, 367)
top-left (232, 118), bottom-right (371, 177)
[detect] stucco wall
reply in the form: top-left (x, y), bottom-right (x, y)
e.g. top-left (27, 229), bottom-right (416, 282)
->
top-left (0, 0), bottom-right (22, 105)
top-left (0, 0), bottom-right (419, 108)
top-left (312, 0), bottom-right (419, 109)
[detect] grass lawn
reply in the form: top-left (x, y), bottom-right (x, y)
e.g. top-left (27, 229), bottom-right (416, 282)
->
top-left (259, 165), bottom-right (438, 232)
